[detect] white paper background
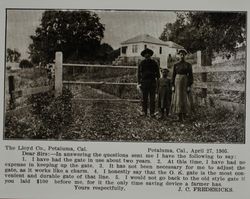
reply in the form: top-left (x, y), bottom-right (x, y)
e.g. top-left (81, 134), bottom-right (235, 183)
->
top-left (0, 0), bottom-right (250, 199)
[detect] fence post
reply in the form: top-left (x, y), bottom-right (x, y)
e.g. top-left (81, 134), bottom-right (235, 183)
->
top-left (197, 51), bottom-right (201, 67)
top-left (55, 51), bottom-right (63, 97)
top-left (8, 75), bottom-right (15, 109)
top-left (196, 51), bottom-right (207, 106)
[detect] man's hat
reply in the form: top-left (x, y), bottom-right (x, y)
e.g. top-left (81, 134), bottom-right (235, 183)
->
top-left (160, 68), bottom-right (170, 72)
top-left (141, 48), bottom-right (154, 57)
top-left (178, 49), bottom-right (188, 55)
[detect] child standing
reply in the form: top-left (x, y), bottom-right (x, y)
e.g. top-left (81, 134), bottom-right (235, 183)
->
top-left (157, 68), bottom-right (172, 119)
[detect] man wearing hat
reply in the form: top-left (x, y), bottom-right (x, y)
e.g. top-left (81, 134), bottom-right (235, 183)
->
top-left (171, 49), bottom-right (193, 122)
top-left (137, 48), bottom-right (160, 117)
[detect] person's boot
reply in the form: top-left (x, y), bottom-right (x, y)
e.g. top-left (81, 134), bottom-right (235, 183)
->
top-left (178, 113), bottom-right (183, 122)
top-left (150, 113), bottom-right (156, 118)
top-left (182, 113), bottom-right (186, 121)
top-left (139, 111), bottom-right (147, 117)
top-left (159, 109), bottom-right (164, 119)
top-left (165, 108), bottom-right (169, 118)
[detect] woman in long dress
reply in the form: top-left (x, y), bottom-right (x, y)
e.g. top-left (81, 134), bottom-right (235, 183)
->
top-left (171, 49), bottom-right (193, 122)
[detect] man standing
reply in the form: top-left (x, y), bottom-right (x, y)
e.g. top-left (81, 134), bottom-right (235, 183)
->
top-left (137, 48), bottom-right (160, 117)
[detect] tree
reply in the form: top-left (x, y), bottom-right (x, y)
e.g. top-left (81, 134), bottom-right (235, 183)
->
top-left (19, 59), bottom-right (34, 68)
top-left (108, 48), bottom-right (120, 63)
top-left (6, 48), bottom-right (21, 62)
top-left (96, 43), bottom-right (114, 63)
top-left (160, 12), bottom-right (246, 59)
top-left (28, 10), bottom-right (105, 65)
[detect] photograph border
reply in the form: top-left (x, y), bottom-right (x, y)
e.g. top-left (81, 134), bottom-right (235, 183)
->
top-left (3, 8), bottom-right (247, 144)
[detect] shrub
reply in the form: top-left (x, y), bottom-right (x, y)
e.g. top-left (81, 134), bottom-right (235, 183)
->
top-left (5, 115), bottom-right (34, 139)
top-left (19, 59), bottom-right (34, 68)
top-left (28, 88), bottom-right (73, 139)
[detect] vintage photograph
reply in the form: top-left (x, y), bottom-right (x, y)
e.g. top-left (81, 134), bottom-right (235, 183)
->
top-left (4, 9), bottom-right (246, 143)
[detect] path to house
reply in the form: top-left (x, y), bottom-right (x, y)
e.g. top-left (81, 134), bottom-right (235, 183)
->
top-left (62, 85), bottom-right (244, 143)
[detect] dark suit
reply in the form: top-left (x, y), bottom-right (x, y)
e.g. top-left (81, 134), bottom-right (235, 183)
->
top-left (138, 58), bottom-right (160, 115)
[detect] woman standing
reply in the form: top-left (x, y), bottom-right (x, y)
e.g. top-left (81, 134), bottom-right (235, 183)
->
top-left (171, 49), bottom-right (193, 122)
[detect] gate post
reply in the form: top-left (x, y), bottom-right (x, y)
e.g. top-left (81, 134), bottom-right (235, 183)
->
top-left (197, 51), bottom-right (201, 67)
top-left (55, 51), bottom-right (63, 97)
top-left (197, 51), bottom-right (208, 106)
top-left (8, 75), bottom-right (15, 109)
top-left (197, 50), bottom-right (208, 106)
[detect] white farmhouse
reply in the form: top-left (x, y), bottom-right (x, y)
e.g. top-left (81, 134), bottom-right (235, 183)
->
top-left (114, 34), bottom-right (184, 67)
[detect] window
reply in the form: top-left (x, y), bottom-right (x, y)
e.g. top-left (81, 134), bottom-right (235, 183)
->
top-left (132, 45), bottom-right (138, 53)
top-left (121, 46), bottom-right (127, 54)
top-left (144, 44), bottom-right (147, 49)
top-left (159, 47), bottom-right (162, 54)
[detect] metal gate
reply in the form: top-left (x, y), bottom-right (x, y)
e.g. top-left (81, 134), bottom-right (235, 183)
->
top-left (54, 52), bottom-right (141, 103)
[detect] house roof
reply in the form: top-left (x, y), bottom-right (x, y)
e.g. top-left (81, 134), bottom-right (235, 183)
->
top-left (121, 34), bottom-right (184, 49)
top-left (164, 41), bottom-right (184, 49)
top-left (121, 34), bottom-right (168, 46)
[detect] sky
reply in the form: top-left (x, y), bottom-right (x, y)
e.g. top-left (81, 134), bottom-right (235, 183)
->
top-left (6, 9), bottom-right (176, 59)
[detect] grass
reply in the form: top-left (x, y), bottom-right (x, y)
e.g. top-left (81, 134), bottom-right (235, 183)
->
top-left (4, 86), bottom-right (245, 143)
